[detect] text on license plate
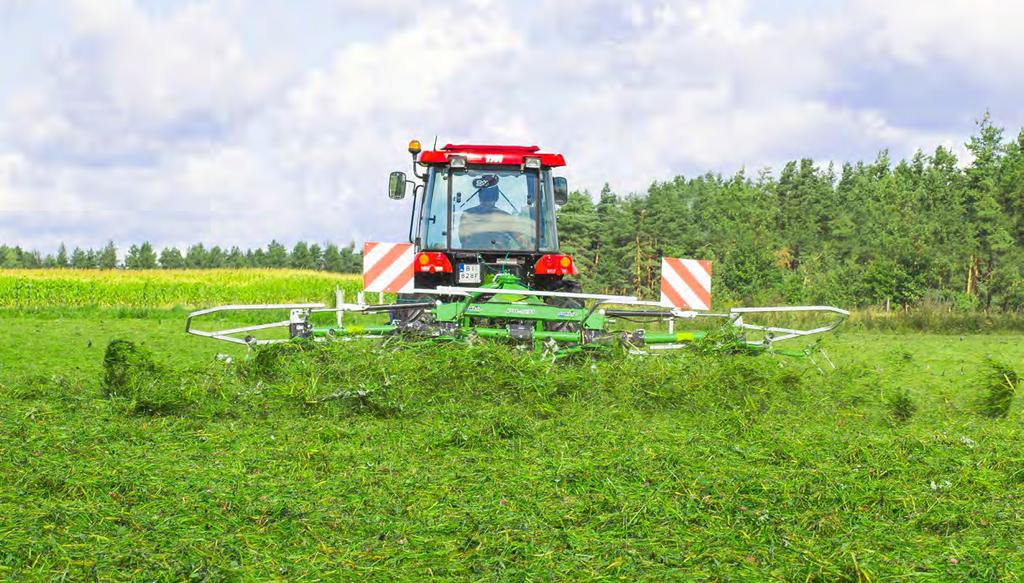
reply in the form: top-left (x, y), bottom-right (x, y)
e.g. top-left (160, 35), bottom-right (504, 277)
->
top-left (458, 263), bottom-right (481, 283)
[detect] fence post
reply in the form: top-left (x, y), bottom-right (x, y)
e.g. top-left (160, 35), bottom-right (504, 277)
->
top-left (342, 284), bottom-right (350, 327)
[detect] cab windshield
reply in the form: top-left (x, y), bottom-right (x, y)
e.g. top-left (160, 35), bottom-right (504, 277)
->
top-left (420, 166), bottom-right (557, 252)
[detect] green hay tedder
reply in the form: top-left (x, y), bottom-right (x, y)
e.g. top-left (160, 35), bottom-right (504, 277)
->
top-left (187, 141), bottom-right (848, 356)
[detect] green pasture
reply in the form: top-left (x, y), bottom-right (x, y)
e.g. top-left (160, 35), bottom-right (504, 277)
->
top-left (1, 303), bottom-right (1022, 580)
top-left (0, 269), bottom-right (1021, 580)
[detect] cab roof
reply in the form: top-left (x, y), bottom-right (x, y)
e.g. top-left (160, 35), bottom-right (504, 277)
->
top-left (418, 143), bottom-right (566, 168)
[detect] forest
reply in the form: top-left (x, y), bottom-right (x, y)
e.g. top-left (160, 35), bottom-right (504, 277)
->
top-left (3, 117), bottom-right (1022, 311)
top-left (558, 116), bottom-right (1023, 310)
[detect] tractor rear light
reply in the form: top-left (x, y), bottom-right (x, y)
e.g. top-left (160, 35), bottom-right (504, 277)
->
top-left (415, 252), bottom-right (453, 273)
top-left (534, 254), bottom-right (578, 276)
top-left (449, 155), bottom-right (466, 169)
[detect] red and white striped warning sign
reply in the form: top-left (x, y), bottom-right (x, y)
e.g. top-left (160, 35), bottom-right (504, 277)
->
top-left (660, 258), bottom-right (712, 310)
top-left (362, 242), bottom-right (414, 293)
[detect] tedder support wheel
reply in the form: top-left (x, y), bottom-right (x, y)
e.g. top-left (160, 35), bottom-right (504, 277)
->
top-left (390, 294), bottom-right (431, 326)
top-left (543, 279), bottom-right (584, 332)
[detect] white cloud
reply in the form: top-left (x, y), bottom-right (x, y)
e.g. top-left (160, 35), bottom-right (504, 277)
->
top-left (6, 0), bottom-right (285, 160)
top-left (856, 0), bottom-right (1024, 73)
top-left (1, 0), bottom-right (1022, 252)
top-left (285, 4), bottom-right (522, 122)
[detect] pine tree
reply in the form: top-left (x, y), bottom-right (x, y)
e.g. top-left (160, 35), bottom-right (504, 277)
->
top-left (323, 244), bottom-right (344, 272)
top-left (340, 243), bottom-right (361, 272)
top-left (310, 243), bottom-right (324, 270)
top-left (125, 244), bottom-right (142, 269)
top-left (159, 247), bottom-right (185, 269)
top-left (251, 248), bottom-right (266, 267)
top-left (138, 242), bottom-right (157, 268)
top-left (265, 240), bottom-right (288, 268)
top-left (207, 246), bottom-right (226, 268)
top-left (185, 244), bottom-right (208, 268)
top-left (1, 246), bottom-right (22, 268)
top-left (55, 243), bottom-right (69, 268)
top-left (226, 246), bottom-right (247, 268)
top-left (964, 114), bottom-right (1016, 307)
top-left (21, 250), bottom-right (42, 268)
top-left (1001, 129), bottom-right (1024, 246)
top-left (590, 184), bottom-right (633, 294)
top-left (126, 242), bottom-right (158, 269)
top-left (290, 241), bottom-right (314, 270)
top-left (98, 241), bottom-right (118, 269)
top-left (555, 191), bottom-right (600, 275)
top-left (70, 247), bottom-right (90, 268)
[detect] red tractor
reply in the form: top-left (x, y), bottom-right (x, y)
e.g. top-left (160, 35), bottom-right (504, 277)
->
top-left (388, 141), bottom-right (581, 300)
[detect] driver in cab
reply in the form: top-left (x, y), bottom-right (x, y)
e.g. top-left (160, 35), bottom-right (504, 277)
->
top-left (457, 176), bottom-right (533, 249)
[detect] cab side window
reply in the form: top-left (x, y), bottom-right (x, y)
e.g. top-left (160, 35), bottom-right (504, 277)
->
top-left (422, 170), bottom-right (449, 249)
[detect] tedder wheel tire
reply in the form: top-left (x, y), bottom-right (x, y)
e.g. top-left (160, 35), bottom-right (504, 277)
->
top-left (390, 294), bottom-right (430, 326)
top-left (544, 279), bottom-right (584, 332)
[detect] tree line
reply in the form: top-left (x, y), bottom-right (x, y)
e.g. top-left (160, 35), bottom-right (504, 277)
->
top-left (555, 115), bottom-right (1024, 310)
top-left (0, 241), bottom-right (363, 273)
top-left (3, 116), bottom-right (1022, 310)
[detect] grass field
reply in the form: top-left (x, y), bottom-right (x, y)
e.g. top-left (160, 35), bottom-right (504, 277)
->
top-left (1, 270), bottom-right (1023, 580)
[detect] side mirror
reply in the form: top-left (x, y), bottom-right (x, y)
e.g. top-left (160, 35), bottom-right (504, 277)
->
top-left (388, 171), bottom-right (407, 200)
top-left (553, 177), bottom-right (568, 205)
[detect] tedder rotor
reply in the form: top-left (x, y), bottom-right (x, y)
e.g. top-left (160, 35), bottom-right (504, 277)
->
top-left (186, 141), bottom-right (849, 357)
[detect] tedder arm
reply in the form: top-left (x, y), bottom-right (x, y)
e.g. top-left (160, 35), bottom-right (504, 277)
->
top-left (186, 276), bottom-right (849, 355)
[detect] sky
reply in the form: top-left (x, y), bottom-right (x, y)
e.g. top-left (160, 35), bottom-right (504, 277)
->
top-left (1, 0), bottom-right (1023, 253)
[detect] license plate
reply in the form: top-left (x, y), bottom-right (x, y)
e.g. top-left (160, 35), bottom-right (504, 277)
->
top-left (458, 263), bottom-right (481, 283)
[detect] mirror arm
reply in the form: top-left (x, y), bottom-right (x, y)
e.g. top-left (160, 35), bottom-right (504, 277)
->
top-left (412, 155), bottom-right (428, 180)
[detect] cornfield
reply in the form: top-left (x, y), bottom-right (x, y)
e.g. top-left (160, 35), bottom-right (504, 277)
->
top-left (0, 269), bottom-right (363, 308)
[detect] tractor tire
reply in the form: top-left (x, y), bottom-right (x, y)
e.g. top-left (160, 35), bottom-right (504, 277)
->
top-left (543, 279), bottom-right (584, 332)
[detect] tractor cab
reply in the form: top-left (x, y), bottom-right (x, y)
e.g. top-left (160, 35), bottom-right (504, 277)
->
top-left (388, 142), bottom-right (577, 292)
